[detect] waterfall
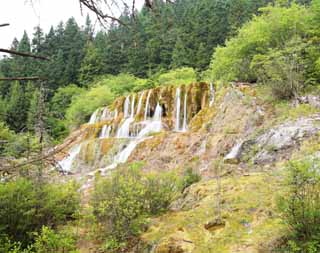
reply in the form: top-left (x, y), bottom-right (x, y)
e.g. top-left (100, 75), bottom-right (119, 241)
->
top-left (144, 90), bottom-right (152, 121)
top-left (116, 118), bottom-right (134, 138)
top-left (136, 91), bottom-right (145, 115)
top-left (102, 102), bottom-right (162, 173)
top-left (123, 96), bottom-right (130, 118)
top-left (114, 109), bottom-right (118, 119)
top-left (182, 92), bottom-right (188, 132)
top-left (209, 82), bottom-right (215, 107)
top-left (100, 125), bottom-right (111, 139)
top-left (88, 109), bottom-right (99, 124)
top-left (58, 144), bottom-right (82, 172)
top-left (175, 88), bottom-right (181, 131)
top-left (130, 94), bottom-right (135, 118)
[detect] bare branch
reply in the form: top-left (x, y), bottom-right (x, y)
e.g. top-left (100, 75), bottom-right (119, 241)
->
top-left (0, 77), bottom-right (47, 81)
top-left (0, 48), bottom-right (49, 60)
top-left (0, 23), bottom-right (10, 28)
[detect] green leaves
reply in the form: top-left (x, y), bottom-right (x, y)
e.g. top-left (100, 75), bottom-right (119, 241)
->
top-left (278, 158), bottom-right (320, 251)
top-left (92, 164), bottom-right (181, 246)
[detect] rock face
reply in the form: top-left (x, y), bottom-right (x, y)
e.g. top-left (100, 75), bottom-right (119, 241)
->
top-left (242, 115), bottom-right (320, 164)
top-left (57, 83), bottom-right (211, 174)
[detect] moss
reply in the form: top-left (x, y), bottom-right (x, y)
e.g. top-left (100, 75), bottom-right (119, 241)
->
top-left (141, 173), bottom-right (287, 252)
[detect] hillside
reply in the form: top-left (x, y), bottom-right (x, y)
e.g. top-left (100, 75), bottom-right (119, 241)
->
top-left (1, 1), bottom-right (320, 253)
top-left (53, 82), bottom-right (320, 252)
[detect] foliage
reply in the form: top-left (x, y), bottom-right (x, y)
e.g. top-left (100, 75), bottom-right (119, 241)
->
top-left (0, 179), bottom-right (80, 246)
top-left (181, 167), bottom-right (202, 191)
top-left (154, 68), bottom-right (197, 87)
top-left (92, 164), bottom-right (181, 247)
top-left (65, 85), bottom-right (114, 128)
top-left (278, 158), bottom-right (320, 252)
top-left (251, 36), bottom-right (307, 99)
top-left (92, 73), bottom-right (149, 96)
top-left (31, 226), bottom-right (78, 253)
top-left (50, 84), bottom-right (84, 120)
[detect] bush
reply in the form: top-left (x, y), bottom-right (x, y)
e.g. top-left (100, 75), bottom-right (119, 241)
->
top-left (92, 164), bottom-right (181, 247)
top-left (92, 73), bottom-right (149, 96)
top-left (65, 85), bottom-right (114, 127)
top-left (31, 226), bottom-right (78, 253)
top-left (278, 158), bottom-right (320, 252)
top-left (154, 67), bottom-right (197, 87)
top-left (181, 167), bottom-right (201, 191)
top-left (0, 179), bottom-right (80, 246)
top-left (251, 36), bottom-right (307, 99)
top-left (209, 4), bottom-right (310, 83)
top-left (50, 84), bottom-right (84, 120)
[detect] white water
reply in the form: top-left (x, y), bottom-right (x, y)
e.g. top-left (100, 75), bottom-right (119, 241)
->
top-left (100, 125), bottom-right (111, 139)
top-left (136, 91), bottom-right (145, 115)
top-left (58, 144), bottom-right (82, 172)
top-left (130, 94), bottom-right (135, 118)
top-left (209, 82), bottom-right (215, 107)
top-left (88, 109), bottom-right (99, 124)
top-left (182, 92), bottom-right (188, 132)
top-left (144, 90), bottom-right (152, 121)
top-left (102, 102), bottom-right (162, 173)
top-left (116, 117), bottom-right (134, 138)
top-left (175, 88), bottom-right (181, 131)
top-left (114, 109), bottom-right (118, 119)
top-left (123, 96), bottom-right (130, 118)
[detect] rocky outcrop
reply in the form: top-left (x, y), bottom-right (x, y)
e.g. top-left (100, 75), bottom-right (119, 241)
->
top-left (241, 115), bottom-right (320, 164)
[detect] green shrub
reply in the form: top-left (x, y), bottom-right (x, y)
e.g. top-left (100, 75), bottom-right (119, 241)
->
top-left (65, 85), bottom-right (114, 127)
top-left (154, 67), bottom-right (197, 86)
top-left (0, 179), bottom-right (80, 246)
top-left (181, 167), bottom-right (201, 191)
top-left (92, 165), bottom-right (181, 247)
top-left (92, 73), bottom-right (149, 96)
top-left (278, 158), bottom-right (320, 252)
top-left (251, 36), bottom-right (307, 99)
top-left (50, 84), bottom-right (84, 120)
top-left (31, 226), bottom-right (78, 253)
top-left (209, 4), bottom-right (310, 83)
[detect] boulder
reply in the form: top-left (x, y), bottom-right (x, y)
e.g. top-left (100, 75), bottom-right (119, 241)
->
top-left (224, 141), bottom-right (244, 164)
top-left (246, 115), bottom-right (320, 164)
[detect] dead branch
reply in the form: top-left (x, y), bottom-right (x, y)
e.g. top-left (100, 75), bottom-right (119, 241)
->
top-left (0, 77), bottom-right (47, 81)
top-left (0, 48), bottom-right (49, 60)
top-left (0, 127), bottom-right (89, 174)
top-left (0, 23), bottom-right (10, 28)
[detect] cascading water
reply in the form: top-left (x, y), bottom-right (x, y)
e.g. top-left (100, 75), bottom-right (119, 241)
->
top-left (209, 82), bottom-right (215, 107)
top-left (136, 91), bottom-right (145, 115)
top-left (144, 90), bottom-right (152, 121)
top-left (58, 144), bottom-right (82, 172)
top-left (182, 92), bottom-right (188, 132)
top-left (102, 102), bottom-right (163, 173)
top-left (116, 117), bottom-right (134, 138)
top-left (175, 88), bottom-right (181, 131)
top-left (123, 96), bottom-right (130, 118)
top-left (130, 94), bottom-right (135, 118)
top-left (100, 125), bottom-right (111, 139)
top-left (88, 109), bottom-right (99, 124)
top-left (114, 109), bottom-right (118, 119)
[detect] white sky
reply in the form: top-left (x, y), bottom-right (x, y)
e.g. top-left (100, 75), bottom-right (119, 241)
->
top-left (0, 0), bottom-right (144, 50)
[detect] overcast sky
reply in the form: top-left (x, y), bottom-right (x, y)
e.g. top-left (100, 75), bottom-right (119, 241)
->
top-left (0, 0), bottom-right (144, 50)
